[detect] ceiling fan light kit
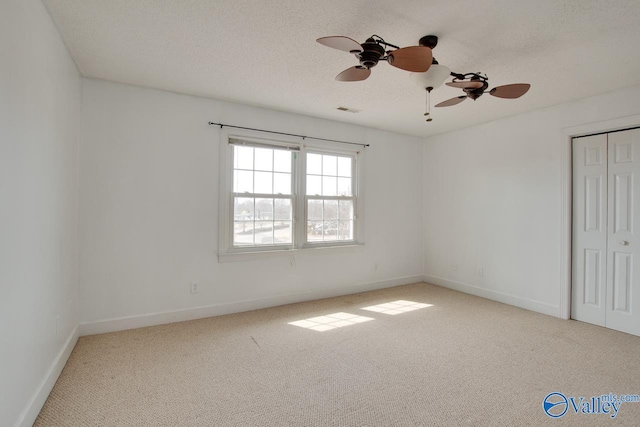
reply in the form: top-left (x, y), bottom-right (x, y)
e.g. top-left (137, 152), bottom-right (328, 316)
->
top-left (410, 63), bottom-right (452, 121)
top-left (317, 34), bottom-right (531, 121)
top-left (410, 64), bottom-right (451, 90)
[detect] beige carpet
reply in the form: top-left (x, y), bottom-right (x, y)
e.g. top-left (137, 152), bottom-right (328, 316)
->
top-left (36, 283), bottom-right (640, 426)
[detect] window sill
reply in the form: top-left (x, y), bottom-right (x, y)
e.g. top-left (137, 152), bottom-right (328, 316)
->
top-left (218, 242), bottom-right (365, 263)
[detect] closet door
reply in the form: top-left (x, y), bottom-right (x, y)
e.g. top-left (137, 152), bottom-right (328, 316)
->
top-left (606, 128), bottom-right (640, 336)
top-left (572, 134), bottom-right (608, 326)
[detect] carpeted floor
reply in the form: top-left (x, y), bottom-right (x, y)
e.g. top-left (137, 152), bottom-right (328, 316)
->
top-left (36, 282), bottom-right (640, 426)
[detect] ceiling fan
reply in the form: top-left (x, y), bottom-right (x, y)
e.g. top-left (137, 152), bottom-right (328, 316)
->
top-left (316, 34), bottom-right (434, 81)
top-left (436, 72), bottom-right (530, 107)
top-left (317, 33), bottom-right (531, 120)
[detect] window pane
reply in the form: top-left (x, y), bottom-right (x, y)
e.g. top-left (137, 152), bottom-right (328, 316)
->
top-left (323, 155), bottom-right (337, 176)
top-left (307, 175), bottom-right (321, 195)
top-left (273, 173), bottom-right (291, 194)
top-left (337, 178), bottom-right (352, 196)
top-left (234, 170), bottom-right (253, 193)
top-left (338, 220), bottom-right (353, 240)
top-left (322, 176), bottom-right (337, 196)
top-left (234, 197), bottom-right (254, 221)
top-left (324, 200), bottom-right (338, 220)
top-left (275, 199), bottom-right (292, 220)
top-left (307, 200), bottom-right (323, 220)
top-left (323, 221), bottom-right (338, 241)
top-left (307, 220), bottom-right (323, 242)
top-left (338, 200), bottom-right (353, 220)
top-left (235, 146), bottom-right (253, 170)
top-left (233, 197), bottom-right (255, 244)
top-left (254, 148), bottom-right (273, 171)
top-left (254, 171), bottom-right (273, 194)
top-left (255, 221), bottom-right (273, 244)
top-left (255, 198), bottom-right (273, 220)
top-left (307, 153), bottom-right (322, 175)
top-left (274, 150), bottom-right (291, 173)
top-left (274, 221), bottom-right (292, 244)
top-left (338, 156), bottom-right (352, 177)
top-left (234, 222), bottom-right (254, 245)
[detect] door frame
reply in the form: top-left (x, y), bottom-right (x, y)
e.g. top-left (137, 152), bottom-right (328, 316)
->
top-left (561, 114), bottom-right (640, 320)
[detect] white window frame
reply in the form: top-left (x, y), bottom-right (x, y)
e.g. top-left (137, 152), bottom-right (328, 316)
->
top-left (218, 128), bottom-right (365, 262)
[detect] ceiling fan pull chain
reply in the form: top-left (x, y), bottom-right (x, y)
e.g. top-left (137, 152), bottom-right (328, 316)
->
top-left (425, 88), bottom-right (428, 116)
top-left (425, 87), bottom-right (433, 122)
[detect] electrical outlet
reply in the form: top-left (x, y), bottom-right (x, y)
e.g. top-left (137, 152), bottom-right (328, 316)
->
top-left (190, 282), bottom-right (199, 294)
top-left (451, 264), bottom-right (458, 272)
top-left (477, 266), bottom-right (484, 277)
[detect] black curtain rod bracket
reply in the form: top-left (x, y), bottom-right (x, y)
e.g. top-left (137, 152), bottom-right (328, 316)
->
top-left (208, 122), bottom-right (369, 148)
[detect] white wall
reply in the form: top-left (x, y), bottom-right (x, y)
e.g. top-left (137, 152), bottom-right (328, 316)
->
top-left (79, 79), bottom-right (424, 332)
top-left (0, 0), bottom-right (81, 426)
top-left (2, 1), bottom-right (637, 421)
top-left (423, 86), bottom-right (640, 317)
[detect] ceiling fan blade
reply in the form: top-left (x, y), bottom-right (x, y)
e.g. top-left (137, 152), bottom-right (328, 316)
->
top-left (336, 66), bottom-right (371, 82)
top-left (446, 81), bottom-right (484, 89)
top-left (435, 96), bottom-right (467, 107)
top-left (387, 46), bottom-right (432, 72)
top-left (489, 83), bottom-right (531, 99)
top-left (317, 36), bottom-right (363, 53)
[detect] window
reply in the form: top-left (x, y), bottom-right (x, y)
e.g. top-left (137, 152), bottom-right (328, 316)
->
top-left (305, 153), bottom-right (355, 243)
top-left (219, 132), bottom-right (363, 257)
top-left (232, 143), bottom-right (294, 247)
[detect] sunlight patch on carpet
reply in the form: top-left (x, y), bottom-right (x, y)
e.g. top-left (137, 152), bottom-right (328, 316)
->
top-left (361, 300), bottom-right (432, 315)
top-left (288, 312), bottom-right (374, 331)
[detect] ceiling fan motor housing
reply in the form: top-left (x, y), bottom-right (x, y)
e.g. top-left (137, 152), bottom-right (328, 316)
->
top-left (464, 79), bottom-right (489, 100)
top-left (358, 38), bottom-right (385, 68)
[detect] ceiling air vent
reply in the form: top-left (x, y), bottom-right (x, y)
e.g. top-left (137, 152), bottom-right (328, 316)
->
top-left (337, 106), bottom-right (361, 113)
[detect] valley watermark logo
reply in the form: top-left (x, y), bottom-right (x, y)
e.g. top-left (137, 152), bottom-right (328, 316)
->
top-left (543, 392), bottom-right (640, 419)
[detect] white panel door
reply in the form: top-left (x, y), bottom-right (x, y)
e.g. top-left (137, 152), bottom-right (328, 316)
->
top-left (572, 134), bottom-right (608, 326)
top-left (606, 128), bottom-right (640, 336)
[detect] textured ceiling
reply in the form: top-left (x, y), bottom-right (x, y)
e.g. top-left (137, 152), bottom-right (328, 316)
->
top-left (43, 0), bottom-right (640, 137)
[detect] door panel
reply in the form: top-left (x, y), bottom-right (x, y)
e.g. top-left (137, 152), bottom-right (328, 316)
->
top-left (612, 252), bottom-right (631, 313)
top-left (583, 249), bottom-right (601, 306)
top-left (585, 176), bottom-right (602, 232)
top-left (572, 134), bottom-right (607, 326)
top-left (606, 129), bottom-right (640, 336)
top-left (613, 173), bottom-right (633, 233)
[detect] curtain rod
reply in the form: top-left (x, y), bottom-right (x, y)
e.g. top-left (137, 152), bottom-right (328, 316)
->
top-left (208, 122), bottom-right (370, 148)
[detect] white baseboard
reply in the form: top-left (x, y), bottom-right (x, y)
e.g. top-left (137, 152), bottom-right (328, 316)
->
top-left (423, 274), bottom-right (561, 317)
top-left (15, 326), bottom-right (79, 427)
top-left (79, 275), bottom-right (425, 336)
